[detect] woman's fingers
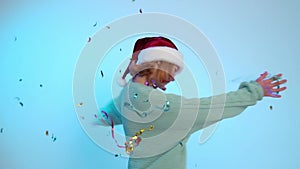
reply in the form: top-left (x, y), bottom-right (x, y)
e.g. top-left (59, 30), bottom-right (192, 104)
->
top-left (256, 71), bottom-right (268, 82)
top-left (271, 79), bottom-right (287, 87)
top-left (270, 93), bottom-right (282, 98)
top-left (271, 86), bottom-right (287, 93)
top-left (266, 73), bottom-right (282, 82)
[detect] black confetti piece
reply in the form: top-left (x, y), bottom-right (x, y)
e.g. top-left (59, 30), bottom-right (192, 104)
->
top-left (139, 9), bottom-right (142, 13)
top-left (40, 84), bottom-right (43, 87)
top-left (179, 141), bottom-right (183, 147)
top-left (19, 78), bottom-right (22, 82)
top-left (133, 93), bottom-right (138, 99)
top-left (100, 70), bottom-right (104, 77)
top-left (19, 102), bottom-right (23, 107)
top-left (93, 22), bottom-right (97, 27)
top-left (270, 105), bottom-right (273, 110)
top-left (14, 36), bottom-right (17, 41)
top-left (276, 85), bottom-right (280, 94)
top-left (51, 133), bottom-right (57, 142)
top-left (0, 128), bottom-right (3, 133)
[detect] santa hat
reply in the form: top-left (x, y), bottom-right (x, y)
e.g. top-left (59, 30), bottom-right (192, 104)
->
top-left (119, 36), bottom-right (184, 86)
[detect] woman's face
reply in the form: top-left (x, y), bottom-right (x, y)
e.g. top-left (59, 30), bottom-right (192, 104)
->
top-left (132, 61), bottom-right (179, 91)
top-left (152, 63), bottom-right (179, 90)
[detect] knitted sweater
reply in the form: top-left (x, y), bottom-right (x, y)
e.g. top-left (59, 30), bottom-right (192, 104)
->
top-left (102, 80), bottom-right (264, 169)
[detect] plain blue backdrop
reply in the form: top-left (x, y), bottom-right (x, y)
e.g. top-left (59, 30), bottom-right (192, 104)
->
top-left (1, 0), bottom-right (299, 169)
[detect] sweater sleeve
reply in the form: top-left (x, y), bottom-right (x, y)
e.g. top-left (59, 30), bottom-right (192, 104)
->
top-left (179, 81), bottom-right (264, 134)
top-left (122, 81), bottom-right (263, 135)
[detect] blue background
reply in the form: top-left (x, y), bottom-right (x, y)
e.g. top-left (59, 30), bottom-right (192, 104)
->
top-left (1, 0), bottom-right (299, 169)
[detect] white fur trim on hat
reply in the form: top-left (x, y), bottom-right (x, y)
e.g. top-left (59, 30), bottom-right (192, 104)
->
top-left (137, 46), bottom-right (184, 73)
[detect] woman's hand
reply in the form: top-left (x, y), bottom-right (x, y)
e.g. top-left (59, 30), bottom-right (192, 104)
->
top-left (256, 71), bottom-right (287, 98)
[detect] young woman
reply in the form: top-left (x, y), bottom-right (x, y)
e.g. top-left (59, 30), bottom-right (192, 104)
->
top-left (99, 36), bottom-right (287, 169)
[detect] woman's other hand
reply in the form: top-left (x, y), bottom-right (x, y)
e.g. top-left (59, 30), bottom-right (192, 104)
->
top-left (256, 71), bottom-right (287, 98)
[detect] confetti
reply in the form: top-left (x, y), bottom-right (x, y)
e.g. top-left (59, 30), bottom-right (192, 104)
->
top-left (0, 128), bottom-right (3, 133)
top-left (45, 130), bottom-right (49, 136)
top-left (133, 93), bottom-right (138, 99)
top-left (163, 101), bottom-right (170, 112)
top-left (19, 102), bottom-right (24, 107)
top-left (81, 116), bottom-right (85, 120)
top-left (125, 143), bottom-right (134, 154)
top-left (148, 125), bottom-right (154, 131)
top-left (179, 141), bottom-right (183, 147)
top-left (51, 133), bottom-right (57, 142)
top-left (100, 70), bottom-right (104, 77)
top-left (93, 22), bottom-right (97, 27)
top-left (151, 80), bottom-right (157, 88)
top-left (271, 75), bottom-right (280, 81)
top-left (270, 105), bottom-right (273, 110)
top-left (115, 154), bottom-right (121, 157)
top-left (19, 78), bottom-right (22, 82)
top-left (125, 125), bottom-right (154, 154)
top-left (94, 114), bottom-right (98, 119)
top-left (101, 110), bottom-right (108, 119)
top-left (124, 102), bottom-right (150, 117)
top-left (276, 85), bottom-right (280, 94)
top-left (106, 26), bottom-right (110, 29)
top-left (119, 70), bottom-right (122, 73)
top-left (139, 9), bottom-right (142, 13)
top-left (77, 102), bottom-right (84, 107)
top-left (110, 117), bottom-right (126, 148)
top-left (39, 84), bottom-right (43, 87)
top-left (14, 36), bottom-right (17, 41)
top-left (88, 37), bottom-right (92, 42)
top-left (120, 48), bottom-right (122, 51)
top-left (100, 110), bottom-right (156, 154)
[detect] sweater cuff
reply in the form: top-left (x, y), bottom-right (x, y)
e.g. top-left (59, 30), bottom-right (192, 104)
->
top-left (239, 81), bottom-right (264, 101)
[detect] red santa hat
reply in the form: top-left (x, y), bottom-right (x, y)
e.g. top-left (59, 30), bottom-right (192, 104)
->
top-left (119, 36), bottom-right (184, 86)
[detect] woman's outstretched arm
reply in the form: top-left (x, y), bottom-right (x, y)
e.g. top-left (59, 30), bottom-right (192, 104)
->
top-left (186, 72), bottom-right (287, 134)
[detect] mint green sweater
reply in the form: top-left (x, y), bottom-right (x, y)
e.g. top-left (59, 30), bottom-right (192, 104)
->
top-left (103, 80), bottom-right (264, 169)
